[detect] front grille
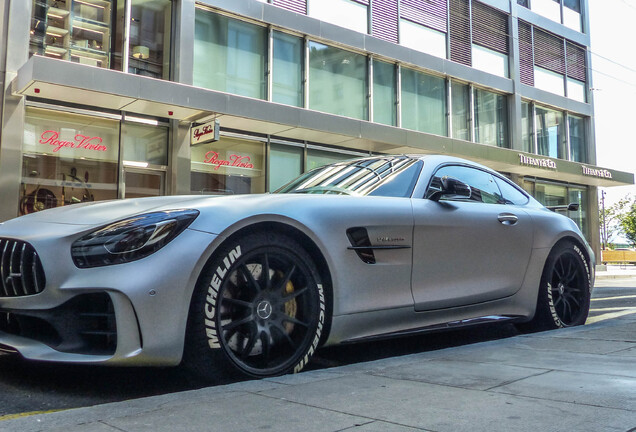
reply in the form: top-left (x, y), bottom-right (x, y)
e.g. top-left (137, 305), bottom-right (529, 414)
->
top-left (0, 293), bottom-right (117, 355)
top-left (0, 238), bottom-right (46, 297)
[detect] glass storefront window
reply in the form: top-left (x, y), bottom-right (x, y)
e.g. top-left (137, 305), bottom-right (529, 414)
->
top-left (536, 106), bottom-right (565, 159)
top-left (306, 148), bottom-right (353, 171)
top-left (373, 60), bottom-right (397, 126)
top-left (190, 136), bottom-right (265, 195)
top-left (521, 101), bottom-right (533, 153)
top-left (30, 0), bottom-right (115, 68)
top-left (568, 186), bottom-right (588, 236)
top-left (568, 115), bottom-right (586, 163)
top-left (401, 68), bottom-right (447, 136)
top-left (308, 42), bottom-right (368, 120)
top-left (194, 10), bottom-right (267, 99)
top-left (451, 81), bottom-right (470, 141)
top-left (124, 170), bottom-right (164, 198)
top-left (269, 144), bottom-right (303, 191)
top-left (128, 0), bottom-right (171, 79)
top-left (272, 32), bottom-right (303, 107)
top-left (21, 107), bottom-right (119, 215)
top-left (474, 88), bottom-right (508, 148)
top-left (122, 122), bottom-right (168, 166)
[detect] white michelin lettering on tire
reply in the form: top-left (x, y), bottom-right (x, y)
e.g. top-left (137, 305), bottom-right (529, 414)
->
top-left (205, 246), bottom-right (242, 349)
top-left (573, 244), bottom-right (592, 293)
top-left (293, 283), bottom-right (325, 374)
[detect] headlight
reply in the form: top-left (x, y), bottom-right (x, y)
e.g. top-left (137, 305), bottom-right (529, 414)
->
top-left (71, 209), bottom-right (199, 268)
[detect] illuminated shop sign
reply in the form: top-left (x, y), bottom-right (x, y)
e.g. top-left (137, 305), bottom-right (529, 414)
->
top-left (191, 119), bottom-right (220, 145)
top-left (518, 154), bottom-right (557, 169)
top-left (39, 130), bottom-right (107, 153)
top-left (582, 166), bottom-right (612, 179)
top-left (203, 151), bottom-right (254, 170)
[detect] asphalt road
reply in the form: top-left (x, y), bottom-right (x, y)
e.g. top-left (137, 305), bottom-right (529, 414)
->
top-left (0, 278), bottom-right (634, 420)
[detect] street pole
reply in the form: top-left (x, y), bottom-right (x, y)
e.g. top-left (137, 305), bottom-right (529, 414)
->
top-left (601, 190), bottom-right (607, 250)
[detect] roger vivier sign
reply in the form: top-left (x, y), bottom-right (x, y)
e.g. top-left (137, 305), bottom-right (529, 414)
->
top-left (518, 154), bottom-right (557, 170)
top-left (40, 130), bottom-right (107, 153)
top-left (191, 119), bottom-right (220, 145)
top-left (582, 165), bottom-right (612, 179)
top-left (203, 151), bottom-right (254, 170)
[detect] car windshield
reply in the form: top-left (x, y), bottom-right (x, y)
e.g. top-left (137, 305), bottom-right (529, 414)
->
top-left (275, 156), bottom-right (423, 197)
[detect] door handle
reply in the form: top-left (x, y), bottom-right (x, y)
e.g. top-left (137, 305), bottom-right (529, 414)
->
top-left (498, 213), bottom-right (518, 225)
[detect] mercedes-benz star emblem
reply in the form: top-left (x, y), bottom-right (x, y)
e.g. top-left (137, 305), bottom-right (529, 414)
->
top-left (256, 301), bottom-right (273, 320)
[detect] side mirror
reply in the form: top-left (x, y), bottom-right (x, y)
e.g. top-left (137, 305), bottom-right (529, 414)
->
top-left (430, 176), bottom-right (472, 201)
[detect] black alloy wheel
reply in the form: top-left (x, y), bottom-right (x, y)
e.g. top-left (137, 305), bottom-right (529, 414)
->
top-left (516, 241), bottom-right (591, 332)
top-left (548, 250), bottom-right (588, 325)
top-left (184, 232), bottom-right (325, 380)
top-left (217, 248), bottom-right (321, 376)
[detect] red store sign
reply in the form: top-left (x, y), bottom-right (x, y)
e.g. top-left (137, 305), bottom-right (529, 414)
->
top-left (203, 151), bottom-right (254, 170)
top-left (39, 130), bottom-right (107, 153)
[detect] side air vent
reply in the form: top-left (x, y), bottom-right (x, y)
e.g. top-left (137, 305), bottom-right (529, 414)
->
top-left (0, 238), bottom-right (46, 297)
top-left (347, 227), bottom-right (376, 264)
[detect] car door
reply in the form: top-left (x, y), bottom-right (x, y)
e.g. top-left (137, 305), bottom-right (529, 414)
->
top-left (411, 164), bottom-right (534, 312)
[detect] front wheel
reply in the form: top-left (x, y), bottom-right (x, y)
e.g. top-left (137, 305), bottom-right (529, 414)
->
top-left (517, 241), bottom-right (592, 332)
top-left (184, 232), bottom-right (326, 380)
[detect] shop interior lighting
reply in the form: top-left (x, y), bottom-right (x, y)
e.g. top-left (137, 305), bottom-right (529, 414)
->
top-left (123, 161), bottom-right (149, 168)
top-left (75, 0), bottom-right (106, 9)
top-left (73, 26), bottom-right (105, 35)
top-left (125, 116), bottom-right (159, 126)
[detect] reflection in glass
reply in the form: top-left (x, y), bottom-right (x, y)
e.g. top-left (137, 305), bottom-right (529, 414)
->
top-left (401, 68), bottom-right (447, 136)
top-left (451, 81), bottom-right (470, 141)
top-left (474, 88), bottom-right (508, 147)
top-left (309, 42), bottom-right (368, 120)
top-left (521, 101), bottom-right (533, 153)
top-left (373, 60), bottom-right (396, 126)
top-left (190, 136), bottom-right (265, 195)
top-left (306, 148), bottom-right (353, 171)
top-left (128, 0), bottom-right (172, 79)
top-left (194, 10), bottom-right (267, 99)
top-left (269, 144), bottom-right (303, 191)
top-left (122, 122), bottom-right (169, 166)
top-left (536, 106), bottom-right (564, 159)
top-left (568, 187), bottom-right (588, 237)
top-left (20, 107), bottom-right (119, 215)
top-left (30, 0), bottom-right (115, 69)
top-left (272, 32), bottom-right (303, 107)
top-left (568, 115), bottom-right (586, 162)
top-left (124, 171), bottom-right (164, 198)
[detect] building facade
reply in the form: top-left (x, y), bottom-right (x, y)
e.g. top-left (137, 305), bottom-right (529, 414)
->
top-left (0, 0), bottom-right (633, 260)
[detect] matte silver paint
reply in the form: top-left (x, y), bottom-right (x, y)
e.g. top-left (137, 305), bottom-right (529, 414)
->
top-left (0, 155), bottom-right (594, 366)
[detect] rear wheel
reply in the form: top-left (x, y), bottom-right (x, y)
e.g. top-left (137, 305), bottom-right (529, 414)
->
top-left (517, 241), bottom-right (591, 332)
top-left (184, 232), bottom-right (326, 380)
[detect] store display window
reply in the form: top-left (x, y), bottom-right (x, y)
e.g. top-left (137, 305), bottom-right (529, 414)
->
top-left (190, 136), bottom-right (265, 195)
top-left (21, 107), bottom-right (119, 215)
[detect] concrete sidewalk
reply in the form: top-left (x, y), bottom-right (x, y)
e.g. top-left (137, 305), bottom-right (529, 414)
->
top-left (2, 315), bottom-right (635, 431)
top-left (596, 264), bottom-right (636, 279)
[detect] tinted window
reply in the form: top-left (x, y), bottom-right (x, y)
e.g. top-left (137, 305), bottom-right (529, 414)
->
top-left (427, 165), bottom-right (502, 204)
top-left (493, 176), bottom-right (529, 205)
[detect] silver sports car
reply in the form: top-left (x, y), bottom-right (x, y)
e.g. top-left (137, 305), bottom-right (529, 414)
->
top-left (0, 155), bottom-right (594, 379)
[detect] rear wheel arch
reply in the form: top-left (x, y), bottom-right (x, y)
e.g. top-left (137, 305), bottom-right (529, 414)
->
top-left (517, 237), bottom-right (592, 332)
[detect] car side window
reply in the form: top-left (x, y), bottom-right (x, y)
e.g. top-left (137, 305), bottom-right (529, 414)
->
top-left (493, 176), bottom-right (529, 205)
top-left (427, 165), bottom-right (503, 204)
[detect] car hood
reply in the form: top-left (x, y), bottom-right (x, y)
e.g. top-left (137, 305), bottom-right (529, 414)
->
top-left (0, 195), bottom-right (222, 228)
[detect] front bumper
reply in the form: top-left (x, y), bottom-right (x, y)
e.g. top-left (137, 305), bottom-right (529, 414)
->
top-left (0, 224), bottom-right (218, 366)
